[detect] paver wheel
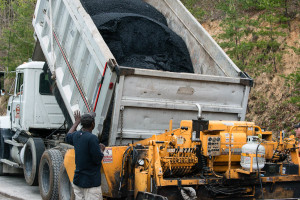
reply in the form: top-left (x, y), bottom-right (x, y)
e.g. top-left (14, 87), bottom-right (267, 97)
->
top-left (58, 163), bottom-right (75, 200)
top-left (23, 138), bottom-right (45, 185)
top-left (39, 149), bottom-right (63, 200)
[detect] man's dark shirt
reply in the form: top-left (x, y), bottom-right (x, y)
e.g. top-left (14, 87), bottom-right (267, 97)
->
top-left (66, 130), bottom-right (103, 188)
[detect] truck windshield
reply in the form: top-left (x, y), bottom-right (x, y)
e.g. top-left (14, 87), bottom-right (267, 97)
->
top-left (39, 72), bottom-right (52, 95)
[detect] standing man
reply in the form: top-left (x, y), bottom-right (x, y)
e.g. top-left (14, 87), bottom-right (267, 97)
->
top-left (66, 111), bottom-right (105, 200)
top-left (295, 123), bottom-right (300, 139)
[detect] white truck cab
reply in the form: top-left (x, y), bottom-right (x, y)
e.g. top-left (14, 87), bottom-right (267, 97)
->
top-left (0, 61), bottom-right (64, 180)
top-left (8, 61), bottom-right (64, 132)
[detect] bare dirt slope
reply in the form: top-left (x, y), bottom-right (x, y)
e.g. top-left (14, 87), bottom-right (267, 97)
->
top-left (202, 17), bottom-right (300, 134)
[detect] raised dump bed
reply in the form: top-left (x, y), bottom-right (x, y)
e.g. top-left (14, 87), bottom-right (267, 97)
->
top-left (33, 0), bottom-right (252, 145)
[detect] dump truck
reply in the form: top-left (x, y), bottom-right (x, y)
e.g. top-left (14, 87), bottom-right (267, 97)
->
top-left (3, 0), bottom-right (299, 199)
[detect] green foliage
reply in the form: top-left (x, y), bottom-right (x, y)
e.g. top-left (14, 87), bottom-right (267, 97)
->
top-left (257, 0), bottom-right (289, 72)
top-left (181, 0), bottom-right (206, 21)
top-left (216, 0), bottom-right (291, 74)
top-left (290, 46), bottom-right (300, 55)
top-left (217, 0), bottom-right (257, 70)
top-left (240, 0), bottom-right (267, 10)
top-left (281, 68), bottom-right (300, 108)
top-left (215, 0), bottom-right (299, 132)
top-left (289, 41), bottom-right (300, 55)
top-left (0, 0), bottom-right (36, 72)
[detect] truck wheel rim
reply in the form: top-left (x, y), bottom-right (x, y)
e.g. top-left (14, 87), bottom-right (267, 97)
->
top-left (24, 146), bottom-right (33, 178)
top-left (41, 160), bottom-right (50, 194)
top-left (60, 167), bottom-right (72, 199)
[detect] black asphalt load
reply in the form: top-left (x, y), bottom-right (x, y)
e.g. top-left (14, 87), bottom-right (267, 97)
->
top-left (80, 0), bottom-right (194, 73)
top-left (80, 0), bottom-right (168, 25)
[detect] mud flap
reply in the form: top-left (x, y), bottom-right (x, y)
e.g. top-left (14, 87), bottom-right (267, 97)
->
top-left (136, 192), bottom-right (168, 200)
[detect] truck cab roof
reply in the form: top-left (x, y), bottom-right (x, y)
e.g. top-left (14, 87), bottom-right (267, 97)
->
top-left (16, 61), bottom-right (44, 70)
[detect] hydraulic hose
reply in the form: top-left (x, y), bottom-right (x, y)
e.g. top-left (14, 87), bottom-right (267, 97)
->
top-left (118, 146), bottom-right (131, 193)
top-left (256, 141), bottom-right (264, 199)
top-left (46, 121), bottom-right (66, 139)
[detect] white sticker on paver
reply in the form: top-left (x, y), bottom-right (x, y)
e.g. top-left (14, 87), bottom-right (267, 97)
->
top-left (103, 147), bottom-right (113, 163)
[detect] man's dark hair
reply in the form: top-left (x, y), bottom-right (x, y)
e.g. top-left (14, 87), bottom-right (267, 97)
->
top-left (81, 113), bottom-right (95, 128)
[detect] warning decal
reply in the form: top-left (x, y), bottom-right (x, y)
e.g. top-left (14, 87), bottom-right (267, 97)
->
top-left (103, 147), bottom-right (113, 163)
top-left (15, 104), bottom-right (20, 118)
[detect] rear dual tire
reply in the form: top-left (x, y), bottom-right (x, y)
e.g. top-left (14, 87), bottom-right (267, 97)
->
top-left (58, 163), bottom-right (75, 200)
top-left (39, 149), bottom-right (63, 200)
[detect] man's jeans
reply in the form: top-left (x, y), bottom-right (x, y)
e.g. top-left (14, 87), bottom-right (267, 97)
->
top-left (72, 183), bottom-right (103, 200)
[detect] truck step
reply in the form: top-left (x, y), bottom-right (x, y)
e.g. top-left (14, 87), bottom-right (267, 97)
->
top-left (4, 139), bottom-right (24, 147)
top-left (0, 159), bottom-right (21, 168)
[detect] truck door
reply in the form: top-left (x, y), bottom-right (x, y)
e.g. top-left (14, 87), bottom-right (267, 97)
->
top-left (11, 72), bottom-right (24, 129)
top-left (35, 71), bottom-right (65, 127)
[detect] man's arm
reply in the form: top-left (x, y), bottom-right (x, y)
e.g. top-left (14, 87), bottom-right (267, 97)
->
top-left (65, 111), bottom-right (81, 145)
top-left (68, 110), bottom-right (81, 133)
top-left (89, 135), bottom-right (104, 165)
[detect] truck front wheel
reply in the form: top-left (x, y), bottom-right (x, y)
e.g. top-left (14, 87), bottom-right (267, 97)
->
top-left (23, 138), bottom-right (45, 185)
top-left (39, 149), bottom-right (63, 200)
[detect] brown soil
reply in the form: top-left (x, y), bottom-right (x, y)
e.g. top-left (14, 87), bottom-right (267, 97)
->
top-left (202, 16), bottom-right (300, 135)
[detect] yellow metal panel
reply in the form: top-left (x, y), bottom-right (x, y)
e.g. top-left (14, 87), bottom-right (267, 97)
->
top-left (64, 149), bottom-right (76, 182)
top-left (213, 163), bottom-right (241, 172)
top-left (208, 121), bottom-right (255, 134)
top-left (101, 146), bottom-right (128, 197)
top-left (262, 142), bottom-right (276, 159)
top-left (220, 132), bottom-right (246, 152)
top-left (180, 120), bottom-right (193, 130)
top-left (134, 168), bottom-right (148, 198)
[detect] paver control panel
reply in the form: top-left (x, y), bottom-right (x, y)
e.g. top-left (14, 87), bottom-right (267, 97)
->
top-left (203, 135), bottom-right (221, 156)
